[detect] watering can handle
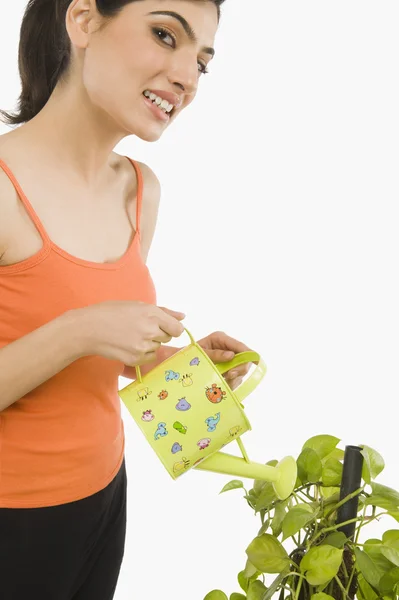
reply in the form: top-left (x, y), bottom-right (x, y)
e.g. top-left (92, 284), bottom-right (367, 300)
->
top-left (135, 328), bottom-right (267, 401)
top-left (214, 351), bottom-right (267, 404)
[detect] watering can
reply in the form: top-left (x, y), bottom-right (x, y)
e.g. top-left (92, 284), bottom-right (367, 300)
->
top-left (118, 328), bottom-right (297, 500)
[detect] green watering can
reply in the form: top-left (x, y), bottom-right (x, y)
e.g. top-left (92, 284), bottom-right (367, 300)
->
top-left (118, 328), bottom-right (297, 500)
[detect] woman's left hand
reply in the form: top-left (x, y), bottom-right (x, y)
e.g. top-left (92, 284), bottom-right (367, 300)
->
top-left (196, 331), bottom-right (252, 390)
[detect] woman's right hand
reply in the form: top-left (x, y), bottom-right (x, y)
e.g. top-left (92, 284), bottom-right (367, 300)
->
top-left (74, 300), bottom-right (185, 366)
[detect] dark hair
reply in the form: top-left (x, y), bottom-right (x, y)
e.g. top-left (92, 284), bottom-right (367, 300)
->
top-left (1, 0), bottom-right (225, 126)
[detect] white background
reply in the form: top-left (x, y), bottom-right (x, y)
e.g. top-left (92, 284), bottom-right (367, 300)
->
top-left (1, 1), bottom-right (399, 598)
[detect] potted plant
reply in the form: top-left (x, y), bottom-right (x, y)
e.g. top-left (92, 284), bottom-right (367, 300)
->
top-left (204, 435), bottom-right (399, 600)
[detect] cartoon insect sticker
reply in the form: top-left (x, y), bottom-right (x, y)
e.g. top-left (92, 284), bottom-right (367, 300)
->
top-left (165, 370), bottom-right (180, 382)
top-left (154, 422), bottom-right (168, 440)
top-left (190, 357), bottom-right (200, 367)
top-left (137, 387), bottom-right (152, 402)
top-left (205, 412), bottom-right (221, 432)
top-left (227, 425), bottom-right (243, 440)
top-left (171, 442), bottom-right (183, 454)
top-left (173, 457), bottom-right (190, 475)
top-left (180, 373), bottom-right (193, 387)
top-left (175, 397), bottom-right (191, 411)
top-left (141, 410), bottom-right (155, 422)
top-left (197, 438), bottom-right (211, 451)
top-left (205, 384), bottom-right (227, 404)
top-left (173, 421), bottom-right (187, 435)
top-left (158, 390), bottom-right (168, 400)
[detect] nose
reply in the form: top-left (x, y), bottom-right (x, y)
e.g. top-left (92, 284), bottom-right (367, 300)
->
top-left (167, 51), bottom-right (199, 97)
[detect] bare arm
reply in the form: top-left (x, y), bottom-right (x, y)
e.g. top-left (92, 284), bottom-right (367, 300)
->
top-left (0, 310), bottom-right (85, 412)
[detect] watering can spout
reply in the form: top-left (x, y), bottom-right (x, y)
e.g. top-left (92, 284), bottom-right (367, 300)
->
top-left (195, 452), bottom-right (297, 500)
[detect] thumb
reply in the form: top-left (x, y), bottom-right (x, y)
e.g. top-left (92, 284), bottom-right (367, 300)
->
top-left (159, 307), bottom-right (186, 321)
top-left (204, 348), bottom-right (235, 363)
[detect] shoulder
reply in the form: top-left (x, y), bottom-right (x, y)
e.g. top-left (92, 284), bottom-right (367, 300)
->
top-left (0, 157), bottom-right (19, 261)
top-left (134, 159), bottom-right (161, 203)
top-left (121, 156), bottom-right (162, 261)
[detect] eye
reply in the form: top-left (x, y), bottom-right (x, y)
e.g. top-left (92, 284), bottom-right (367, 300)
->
top-left (198, 62), bottom-right (209, 76)
top-left (152, 26), bottom-right (176, 48)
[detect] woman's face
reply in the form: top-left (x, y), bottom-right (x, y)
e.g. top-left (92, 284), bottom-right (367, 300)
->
top-left (69, 0), bottom-right (219, 141)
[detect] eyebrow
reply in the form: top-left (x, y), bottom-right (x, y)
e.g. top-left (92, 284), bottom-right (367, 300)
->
top-left (147, 10), bottom-right (216, 57)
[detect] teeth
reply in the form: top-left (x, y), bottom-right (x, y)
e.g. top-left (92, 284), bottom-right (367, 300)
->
top-left (143, 90), bottom-right (175, 114)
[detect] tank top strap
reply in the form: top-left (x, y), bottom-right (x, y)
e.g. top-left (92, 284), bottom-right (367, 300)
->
top-left (125, 157), bottom-right (143, 235)
top-left (0, 158), bottom-right (51, 245)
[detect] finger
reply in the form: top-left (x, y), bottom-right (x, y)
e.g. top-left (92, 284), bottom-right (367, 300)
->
top-left (203, 348), bottom-right (235, 363)
top-left (225, 364), bottom-right (251, 379)
top-left (157, 309), bottom-right (185, 338)
top-left (159, 307), bottom-right (186, 321)
top-left (226, 376), bottom-right (244, 391)
top-left (152, 333), bottom-right (173, 344)
top-left (210, 332), bottom-right (251, 355)
top-left (141, 350), bottom-right (159, 363)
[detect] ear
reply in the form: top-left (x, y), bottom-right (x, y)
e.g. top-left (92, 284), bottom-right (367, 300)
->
top-left (66, 0), bottom-right (99, 50)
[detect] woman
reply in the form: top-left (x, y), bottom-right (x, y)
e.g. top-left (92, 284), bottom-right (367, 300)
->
top-left (0, 1), bottom-right (251, 598)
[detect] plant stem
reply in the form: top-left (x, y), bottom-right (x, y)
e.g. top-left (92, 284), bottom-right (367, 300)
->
top-left (295, 575), bottom-right (304, 600)
top-left (312, 517), bottom-right (360, 544)
top-left (345, 560), bottom-right (356, 597)
top-left (324, 487), bottom-right (364, 520)
top-left (334, 574), bottom-right (349, 600)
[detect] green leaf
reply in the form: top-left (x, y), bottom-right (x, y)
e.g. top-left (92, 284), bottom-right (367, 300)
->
top-left (382, 530), bottom-right (399, 547)
top-left (322, 448), bottom-right (345, 464)
top-left (303, 435), bottom-right (340, 460)
top-left (361, 445), bottom-right (385, 484)
top-left (321, 532), bottom-right (347, 549)
top-left (357, 574), bottom-right (379, 600)
top-left (247, 580), bottom-right (267, 600)
top-left (254, 482), bottom-right (277, 512)
top-left (297, 447), bottom-right (322, 484)
top-left (281, 504), bottom-right (315, 541)
top-left (311, 594), bottom-right (335, 600)
top-left (379, 567), bottom-right (399, 595)
top-left (204, 592), bottom-right (228, 600)
top-left (238, 571), bottom-right (248, 593)
top-left (365, 483), bottom-right (399, 510)
top-left (354, 548), bottom-right (382, 589)
top-left (381, 546), bottom-right (399, 567)
top-left (320, 486), bottom-right (340, 500)
top-left (230, 594), bottom-right (247, 600)
top-left (220, 480), bottom-right (244, 494)
top-left (262, 569), bottom-right (290, 600)
top-left (364, 539), bottom-right (395, 572)
top-left (245, 534), bottom-right (290, 574)
top-left (321, 458), bottom-right (343, 487)
top-left (238, 561), bottom-right (260, 593)
top-left (243, 560), bottom-right (258, 579)
top-left (271, 501), bottom-right (288, 537)
top-left (300, 545), bottom-right (343, 585)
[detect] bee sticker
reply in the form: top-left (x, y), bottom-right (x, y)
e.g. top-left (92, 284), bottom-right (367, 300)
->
top-left (180, 373), bottom-right (193, 387)
top-left (137, 387), bottom-right (152, 402)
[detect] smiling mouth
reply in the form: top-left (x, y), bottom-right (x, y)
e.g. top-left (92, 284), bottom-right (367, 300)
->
top-left (143, 90), bottom-right (176, 117)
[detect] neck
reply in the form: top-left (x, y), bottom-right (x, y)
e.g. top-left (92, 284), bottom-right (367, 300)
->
top-left (12, 79), bottom-right (129, 188)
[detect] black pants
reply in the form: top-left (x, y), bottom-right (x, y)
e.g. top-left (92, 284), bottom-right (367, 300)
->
top-left (0, 459), bottom-right (127, 600)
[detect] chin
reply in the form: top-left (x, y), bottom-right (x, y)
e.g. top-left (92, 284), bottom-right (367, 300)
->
top-left (124, 119), bottom-right (172, 142)
top-left (135, 128), bottom-right (165, 142)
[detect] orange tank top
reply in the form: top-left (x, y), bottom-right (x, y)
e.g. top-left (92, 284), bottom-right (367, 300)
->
top-left (0, 157), bottom-right (156, 508)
